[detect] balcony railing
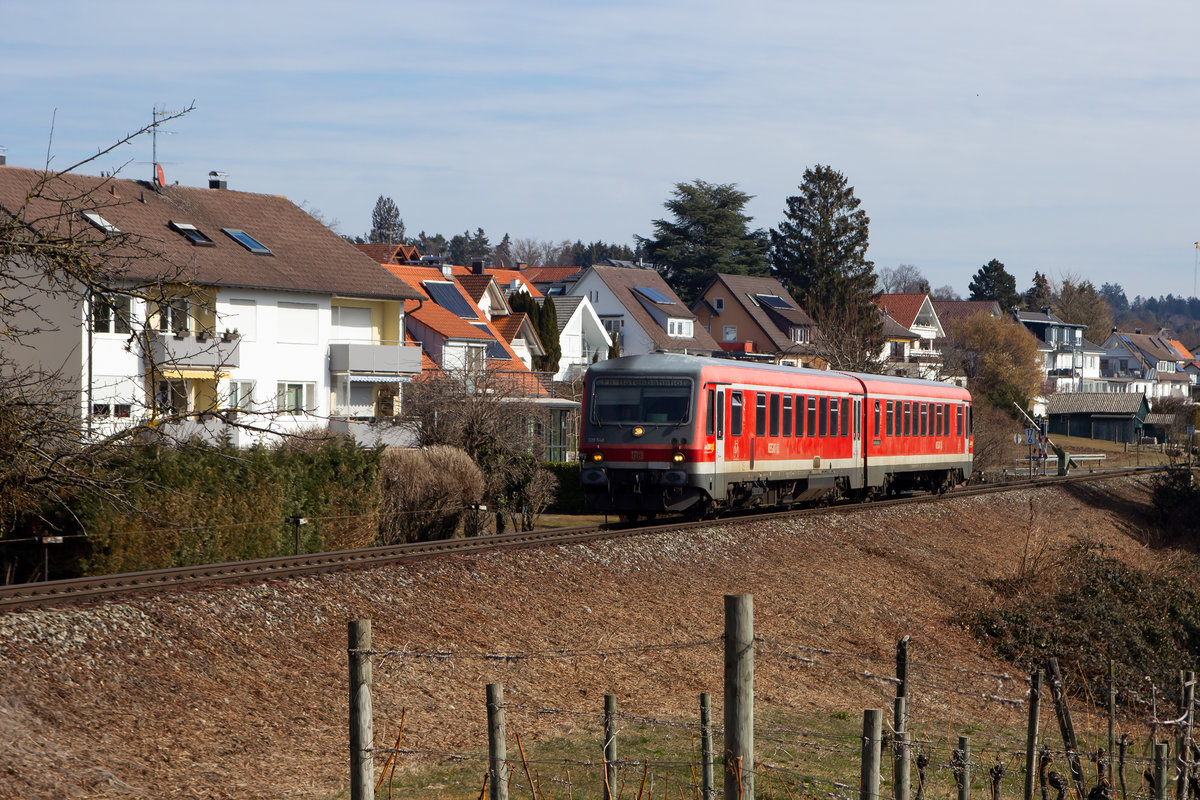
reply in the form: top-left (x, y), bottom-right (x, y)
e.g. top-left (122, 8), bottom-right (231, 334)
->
top-left (148, 330), bottom-right (241, 369)
top-left (328, 341), bottom-right (422, 375)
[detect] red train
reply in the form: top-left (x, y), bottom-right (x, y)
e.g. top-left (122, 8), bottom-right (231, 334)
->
top-left (579, 353), bottom-right (973, 516)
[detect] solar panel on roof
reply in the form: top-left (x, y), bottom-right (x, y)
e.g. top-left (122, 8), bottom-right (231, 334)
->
top-left (633, 286), bottom-right (675, 304)
top-left (471, 323), bottom-right (511, 358)
top-left (423, 281), bottom-right (479, 319)
top-left (755, 294), bottom-right (791, 310)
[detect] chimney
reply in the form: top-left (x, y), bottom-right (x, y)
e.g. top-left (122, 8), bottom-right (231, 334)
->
top-left (471, 258), bottom-right (486, 275)
top-left (1041, 306), bottom-right (1051, 316)
top-left (1134, 328), bottom-right (1142, 335)
top-left (208, 170), bottom-right (228, 190)
top-left (441, 264), bottom-right (454, 279)
top-left (0, 145), bottom-right (6, 166)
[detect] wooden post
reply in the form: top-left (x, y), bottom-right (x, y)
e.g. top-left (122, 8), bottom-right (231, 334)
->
top-left (1157, 742), bottom-right (1170, 800)
top-left (349, 620), bottom-right (374, 800)
top-left (1024, 670), bottom-right (1042, 800)
top-left (1176, 671), bottom-right (1195, 800)
top-left (487, 684), bottom-right (508, 800)
top-left (955, 736), bottom-right (971, 800)
top-left (1118, 734), bottom-right (1129, 800)
top-left (861, 709), bottom-right (882, 800)
top-left (604, 694), bottom-right (617, 800)
top-left (895, 636), bottom-right (910, 732)
top-left (724, 594), bottom-right (754, 800)
top-left (894, 731), bottom-right (911, 800)
top-left (1045, 658), bottom-right (1086, 800)
top-left (701, 693), bottom-right (714, 800)
top-left (1108, 660), bottom-right (1116, 784)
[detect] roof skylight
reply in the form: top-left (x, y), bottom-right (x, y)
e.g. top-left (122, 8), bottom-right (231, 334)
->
top-left (221, 228), bottom-right (271, 254)
top-left (169, 221), bottom-right (215, 247)
top-left (82, 212), bottom-right (120, 235)
top-left (755, 294), bottom-right (791, 310)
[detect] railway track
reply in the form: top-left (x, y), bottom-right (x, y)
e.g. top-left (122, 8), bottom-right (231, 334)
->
top-left (0, 466), bottom-right (1164, 612)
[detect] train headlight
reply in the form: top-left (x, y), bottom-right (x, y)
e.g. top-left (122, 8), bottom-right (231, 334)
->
top-left (632, 426), bottom-right (645, 437)
top-left (590, 451), bottom-right (604, 463)
top-left (672, 451), bottom-right (685, 463)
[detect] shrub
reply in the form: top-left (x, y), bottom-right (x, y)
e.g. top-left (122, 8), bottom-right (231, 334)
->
top-left (377, 446), bottom-right (484, 543)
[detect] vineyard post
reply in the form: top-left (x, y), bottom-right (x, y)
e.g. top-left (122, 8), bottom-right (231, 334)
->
top-left (349, 619), bottom-right (374, 800)
top-left (1157, 742), bottom-right (1170, 800)
top-left (1024, 670), bottom-right (1042, 800)
top-left (701, 692), bottom-right (714, 800)
top-left (604, 694), bottom-right (617, 800)
top-left (895, 636), bottom-right (910, 800)
top-left (724, 594), bottom-right (754, 800)
top-left (1108, 660), bottom-right (1116, 783)
top-left (487, 683), bottom-right (508, 800)
top-left (862, 709), bottom-right (882, 800)
top-left (1045, 657), bottom-right (1086, 800)
top-left (1176, 671), bottom-right (1194, 800)
top-left (955, 736), bottom-right (971, 800)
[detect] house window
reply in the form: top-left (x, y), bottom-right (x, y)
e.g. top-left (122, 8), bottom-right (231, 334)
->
top-left (92, 293), bottom-right (132, 334)
top-left (82, 212), bottom-right (120, 234)
top-left (792, 327), bottom-right (809, 344)
top-left (157, 379), bottom-right (188, 414)
top-left (169, 221), bottom-right (215, 246)
top-left (713, 297), bottom-right (724, 311)
top-left (230, 380), bottom-right (255, 410)
top-left (891, 341), bottom-right (905, 360)
top-left (276, 382), bottom-right (316, 415)
top-left (155, 298), bottom-right (190, 333)
top-left (277, 301), bottom-right (319, 344)
top-left (667, 318), bottom-right (693, 338)
top-left (723, 325), bottom-right (738, 342)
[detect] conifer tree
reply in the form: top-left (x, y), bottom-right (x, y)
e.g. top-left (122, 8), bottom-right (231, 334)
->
top-left (968, 259), bottom-right (1020, 310)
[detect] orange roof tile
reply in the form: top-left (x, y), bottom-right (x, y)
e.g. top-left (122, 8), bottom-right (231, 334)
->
top-left (486, 269), bottom-right (543, 297)
top-left (493, 313), bottom-right (527, 343)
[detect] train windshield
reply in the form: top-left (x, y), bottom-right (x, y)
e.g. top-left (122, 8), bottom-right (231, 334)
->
top-left (591, 377), bottom-right (692, 425)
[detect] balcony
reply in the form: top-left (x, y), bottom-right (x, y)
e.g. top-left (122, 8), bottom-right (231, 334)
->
top-left (328, 341), bottom-right (422, 375)
top-left (148, 330), bottom-right (241, 369)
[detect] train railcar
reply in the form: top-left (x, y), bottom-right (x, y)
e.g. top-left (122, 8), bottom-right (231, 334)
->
top-left (579, 353), bottom-right (973, 516)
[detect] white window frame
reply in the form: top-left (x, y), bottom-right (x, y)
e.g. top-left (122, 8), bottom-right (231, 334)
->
top-left (229, 379), bottom-right (256, 410)
top-left (91, 293), bottom-right (133, 335)
top-left (667, 318), bottom-right (693, 338)
top-left (723, 325), bottom-right (738, 342)
top-left (276, 381), bottom-right (316, 415)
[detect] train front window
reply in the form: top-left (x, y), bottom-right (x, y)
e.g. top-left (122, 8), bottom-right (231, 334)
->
top-left (592, 378), bottom-right (692, 424)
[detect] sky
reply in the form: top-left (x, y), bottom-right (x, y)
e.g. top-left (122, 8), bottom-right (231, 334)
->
top-left (3, 0), bottom-right (1199, 299)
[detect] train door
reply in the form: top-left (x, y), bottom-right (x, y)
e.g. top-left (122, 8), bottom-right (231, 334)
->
top-left (707, 384), bottom-right (727, 500)
top-left (852, 398), bottom-right (862, 461)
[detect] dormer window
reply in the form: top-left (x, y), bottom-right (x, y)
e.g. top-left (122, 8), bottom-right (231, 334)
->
top-left (222, 228), bottom-right (271, 254)
top-left (667, 318), bottom-right (693, 338)
top-left (83, 212), bottom-right (120, 235)
top-left (170, 221), bottom-right (215, 246)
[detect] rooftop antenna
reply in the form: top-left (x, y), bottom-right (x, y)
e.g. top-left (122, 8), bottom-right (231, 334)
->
top-left (1194, 241), bottom-right (1198, 300)
top-left (149, 105), bottom-right (185, 187)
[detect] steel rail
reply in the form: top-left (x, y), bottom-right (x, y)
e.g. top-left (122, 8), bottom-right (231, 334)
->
top-left (0, 466), bottom-right (1164, 612)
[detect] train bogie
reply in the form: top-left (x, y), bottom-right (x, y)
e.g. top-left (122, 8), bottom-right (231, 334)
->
top-left (580, 353), bottom-right (973, 515)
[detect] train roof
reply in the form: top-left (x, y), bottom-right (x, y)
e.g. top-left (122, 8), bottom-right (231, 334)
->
top-left (587, 353), bottom-right (971, 399)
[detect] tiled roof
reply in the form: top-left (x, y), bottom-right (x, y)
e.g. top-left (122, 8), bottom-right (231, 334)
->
top-left (931, 300), bottom-right (1000, 323)
top-left (522, 266), bottom-right (582, 284)
top-left (541, 295), bottom-right (583, 334)
top-left (875, 294), bottom-right (930, 330)
top-left (1046, 392), bottom-right (1148, 416)
top-left (456, 274), bottom-right (494, 302)
top-left (702, 273), bottom-right (815, 353)
top-left (493, 313), bottom-right (529, 343)
top-left (0, 166), bottom-right (423, 301)
top-left (586, 265), bottom-right (719, 352)
top-left (485, 269), bottom-right (542, 297)
top-left (1167, 339), bottom-right (1195, 360)
top-left (880, 312), bottom-right (920, 340)
top-left (354, 243), bottom-right (422, 264)
top-left (1145, 413), bottom-right (1177, 426)
top-left (1114, 331), bottom-right (1192, 363)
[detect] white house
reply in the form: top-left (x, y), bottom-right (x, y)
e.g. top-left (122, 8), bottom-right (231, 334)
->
top-left (538, 295), bottom-right (612, 381)
top-left (0, 165), bottom-right (424, 447)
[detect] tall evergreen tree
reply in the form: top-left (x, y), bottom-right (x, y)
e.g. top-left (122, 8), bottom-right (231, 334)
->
top-left (493, 233), bottom-right (514, 269)
top-left (968, 259), bottom-right (1020, 310)
top-left (1023, 271), bottom-right (1053, 310)
top-left (770, 165), bottom-right (881, 370)
top-left (638, 180), bottom-right (769, 303)
top-left (369, 195), bottom-right (405, 244)
top-left (536, 297), bottom-right (560, 373)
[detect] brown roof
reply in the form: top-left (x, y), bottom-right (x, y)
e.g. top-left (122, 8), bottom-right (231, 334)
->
top-left (875, 294), bottom-right (931, 329)
top-left (931, 300), bottom-right (1001, 324)
top-left (354, 243), bottom-right (422, 264)
top-left (586, 265), bottom-right (719, 352)
top-left (522, 266), bottom-right (582, 285)
top-left (1112, 330), bottom-right (1193, 364)
top-left (1047, 392), bottom-right (1148, 417)
top-left (493, 313), bottom-right (527, 343)
top-left (700, 273), bottom-right (815, 353)
top-left (0, 166), bottom-right (423, 301)
top-left (456, 274), bottom-right (494, 303)
top-left (880, 312), bottom-right (920, 340)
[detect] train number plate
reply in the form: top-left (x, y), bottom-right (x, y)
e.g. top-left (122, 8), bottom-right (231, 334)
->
top-left (630, 450), bottom-right (644, 461)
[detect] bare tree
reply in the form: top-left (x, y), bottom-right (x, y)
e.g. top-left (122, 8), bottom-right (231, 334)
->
top-left (810, 297), bottom-right (885, 373)
top-left (512, 237), bottom-right (571, 268)
top-left (931, 284), bottom-right (962, 301)
top-left (877, 264), bottom-right (931, 294)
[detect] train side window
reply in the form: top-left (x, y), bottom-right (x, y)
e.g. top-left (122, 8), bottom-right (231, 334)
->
top-left (782, 395), bottom-right (793, 437)
top-left (967, 404), bottom-right (973, 436)
top-left (819, 396), bottom-right (829, 437)
top-left (920, 403), bottom-right (928, 437)
top-left (755, 393), bottom-right (767, 436)
top-left (874, 400), bottom-right (881, 438)
top-left (853, 399), bottom-right (860, 438)
top-left (841, 399), bottom-right (850, 437)
top-left (706, 389), bottom-right (715, 437)
top-left (829, 398), bottom-right (839, 437)
top-left (956, 405), bottom-right (963, 436)
top-left (942, 404), bottom-right (949, 436)
top-left (717, 392), bottom-right (725, 439)
top-left (730, 392), bottom-right (743, 437)
top-left (886, 400), bottom-right (894, 436)
top-left (769, 393), bottom-right (780, 437)
top-left (807, 396), bottom-right (817, 437)
top-left (903, 402), bottom-right (911, 437)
